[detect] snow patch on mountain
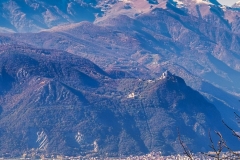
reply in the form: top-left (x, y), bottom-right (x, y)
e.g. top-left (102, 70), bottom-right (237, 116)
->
top-left (171, 0), bottom-right (219, 7)
top-left (172, 0), bottom-right (185, 8)
top-left (194, 0), bottom-right (212, 5)
top-left (169, 0), bottom-right (220, 9)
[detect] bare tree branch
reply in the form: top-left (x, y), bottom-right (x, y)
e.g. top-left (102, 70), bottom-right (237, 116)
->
top-left (234, 112), bottom-right (240, 124)
top-left (178, 111), bottom-right (240, 159)
top-left (177, 128), bottom-right (194, 160)
top-left (222, 120), bottom-right (240, 139)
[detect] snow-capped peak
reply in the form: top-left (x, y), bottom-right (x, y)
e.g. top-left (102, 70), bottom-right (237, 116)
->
top-left (235, 0), bottom-right (240, 5)
top-left (232, 1), bottom-right (240, 8)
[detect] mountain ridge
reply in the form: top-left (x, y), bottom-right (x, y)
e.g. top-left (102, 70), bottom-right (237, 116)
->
top-left (2, 3), bottom-right (240, 130)
top-left (0, 45), bottom-right (237, 157)
top-left (0, 0), bottom-right (239, 32)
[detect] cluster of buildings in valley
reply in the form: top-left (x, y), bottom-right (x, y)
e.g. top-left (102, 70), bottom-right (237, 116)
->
top-left (113, 151), bottom-right (240, 160)
top-left (1, 151), bottom-right (240, 160)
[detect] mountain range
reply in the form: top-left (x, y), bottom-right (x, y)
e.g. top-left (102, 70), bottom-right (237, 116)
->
top-left (0, 45), bottom-right (236, 157)
top-left (0, 0), bottom-right (240, 158)
top-left (2, 0), bottom-right (240, 126)
top-left (0, 0), bottom-right (240, 32)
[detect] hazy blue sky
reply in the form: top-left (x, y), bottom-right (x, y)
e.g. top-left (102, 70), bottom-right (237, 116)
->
top-left (218, 0), bottom-right (237, 6)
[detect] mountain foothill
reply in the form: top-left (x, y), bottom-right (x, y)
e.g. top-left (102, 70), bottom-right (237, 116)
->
top-left (0, 0), bottom-right (240, 157)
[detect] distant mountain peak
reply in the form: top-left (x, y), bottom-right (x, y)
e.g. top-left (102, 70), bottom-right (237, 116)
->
top-left (232, 1), bottom-right (240, 8)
